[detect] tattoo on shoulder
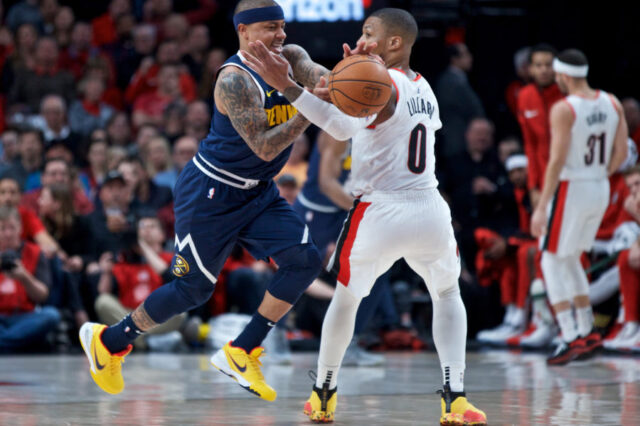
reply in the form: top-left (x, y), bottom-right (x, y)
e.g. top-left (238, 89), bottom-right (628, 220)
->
top-left (131, 304), bottom-right (157, 332)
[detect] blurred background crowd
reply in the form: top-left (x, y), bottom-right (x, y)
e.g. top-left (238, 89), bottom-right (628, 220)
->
top-left (1, 0), bottom-right (640, 362)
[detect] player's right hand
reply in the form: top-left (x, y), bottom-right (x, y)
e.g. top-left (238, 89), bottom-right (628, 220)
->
top-left (343, 40), bottom-right (384, 64)
top-left (309, 76), bottom-right (331, 103)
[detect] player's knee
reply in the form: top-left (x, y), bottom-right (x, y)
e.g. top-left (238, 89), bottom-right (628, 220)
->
top-left (268, 243), bottom-right (323, 304)
top-left (173, 276), bottom-right (215, 307)
top-left (435, 281), bottom-right (461, 300)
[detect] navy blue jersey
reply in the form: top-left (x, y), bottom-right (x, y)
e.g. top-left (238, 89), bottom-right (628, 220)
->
top-left (298, 143), bottom-right (351, 211)
top-left (199, 53), bottom-right (298, 180)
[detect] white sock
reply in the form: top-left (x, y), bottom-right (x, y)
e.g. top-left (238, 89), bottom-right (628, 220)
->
top-left (575, 306), bottom-right (594, 337)
top-left (504, 304), bottom-right (516, 325)
top-left (432, 287), bottom-right (467, 393)
top-left (556, 310), bottom-right (578, 342)
top-left (316, 285), bottom-right (360, 390)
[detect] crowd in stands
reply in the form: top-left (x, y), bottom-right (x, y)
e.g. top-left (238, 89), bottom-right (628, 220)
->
top-left (1, 0), bottom-right (639, 358)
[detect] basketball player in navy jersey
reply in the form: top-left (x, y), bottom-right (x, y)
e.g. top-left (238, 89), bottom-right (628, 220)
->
top-left (78, 0), bottom-right (361, 401)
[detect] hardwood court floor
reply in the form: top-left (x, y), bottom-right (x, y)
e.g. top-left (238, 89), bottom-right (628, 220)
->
top-left (1, 350), bottom-right (639, 425)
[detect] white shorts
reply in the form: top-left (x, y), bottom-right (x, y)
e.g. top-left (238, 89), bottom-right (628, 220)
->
top-left (540, 179), bottom-right (609, 257)
top-left (327, 189), bottom-right (461, 300)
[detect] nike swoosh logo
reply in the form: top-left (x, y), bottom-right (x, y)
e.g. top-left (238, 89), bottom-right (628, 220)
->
top-left (229, 354), bottom-right (247, 373)
top-left (93, 342), bottom-right (106, 370)
top-left (266, 89), bottom-right (277, 97)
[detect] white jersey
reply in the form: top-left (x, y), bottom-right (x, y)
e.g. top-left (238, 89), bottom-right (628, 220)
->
top-left (560, 90), bottom-right (619, 181)
top-left (350, 68), bottom-right (441, 195)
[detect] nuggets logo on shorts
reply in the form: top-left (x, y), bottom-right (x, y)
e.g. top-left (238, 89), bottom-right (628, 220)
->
top-left (172, 255), bottom-right (190, 277)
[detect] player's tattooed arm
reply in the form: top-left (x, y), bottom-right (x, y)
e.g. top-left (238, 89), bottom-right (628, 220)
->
top-left (216, 67), bottom-right (310, 161)
top-left (282, 44), bottom-right (330, 88)
top-left (131, 304), bottom-right (157, 332)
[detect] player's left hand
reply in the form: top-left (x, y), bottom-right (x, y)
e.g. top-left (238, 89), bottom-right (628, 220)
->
top-left (241, 40), bottom-right (294, 93)
top-left (530, 208), bottom-right (547, 238)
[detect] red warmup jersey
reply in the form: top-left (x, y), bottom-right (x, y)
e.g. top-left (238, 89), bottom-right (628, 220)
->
top-left (597, 174), bottom-right (635, 240)
top-left (111, 252), bottom-right (174, 310)
top-left (516, 83), bottom-right (564, 191)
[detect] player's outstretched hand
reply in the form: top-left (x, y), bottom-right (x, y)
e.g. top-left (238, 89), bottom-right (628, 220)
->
top-left (343, 40), bottom-right (384, 64)
top-left (530, 208), bottom-right (547, 238)
top-left (241, 40), bottom-right (294, 92)
top-left (309, 76), bottom-right (331, 103)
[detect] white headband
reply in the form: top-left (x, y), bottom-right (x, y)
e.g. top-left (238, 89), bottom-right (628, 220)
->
top-left (553, 58), bottom-right (589, 77)
top-left (506, 154), bottom-right (528, 172)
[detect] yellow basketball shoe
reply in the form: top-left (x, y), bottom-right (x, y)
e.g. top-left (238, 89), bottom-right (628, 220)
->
top-left (210, 341), bottom-right (277, 401)
top-left (79, 322), bottom-right (132, 395)
top-left (303, 384), bottom-right (337, 423)
top-left (439, 384), bottom-right (487, 426)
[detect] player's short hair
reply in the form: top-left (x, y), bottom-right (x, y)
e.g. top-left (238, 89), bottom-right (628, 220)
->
top-left (529, 43), bottom-right (557, 62)
top-left (556, 49), bottom-right (588, 67)
top-left (234, 0), bottom-right (278, 15)
top-left (370, 8), bottom-right (418, 47)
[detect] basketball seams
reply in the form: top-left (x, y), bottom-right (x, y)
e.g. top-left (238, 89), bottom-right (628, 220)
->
top-left (329, 88), bottom-right (388, 107)
top-left (328, 78), bottom-right (392, 88)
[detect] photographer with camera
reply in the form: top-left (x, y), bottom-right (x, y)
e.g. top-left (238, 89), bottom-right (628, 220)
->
top-left (0, 205), bottom-right (60, 352)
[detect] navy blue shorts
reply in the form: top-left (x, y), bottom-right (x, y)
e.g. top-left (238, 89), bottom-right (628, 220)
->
top-left (292, 198), bottom-right (347, 256)
top-left (171, 160), bottom-right (310, 286)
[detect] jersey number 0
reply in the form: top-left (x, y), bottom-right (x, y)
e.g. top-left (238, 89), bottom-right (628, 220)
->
top-left (408, 123), bottom-right (427, 174)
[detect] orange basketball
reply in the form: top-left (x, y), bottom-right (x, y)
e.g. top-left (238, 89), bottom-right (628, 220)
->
top-left (328, 55), bottom-right (392, 118)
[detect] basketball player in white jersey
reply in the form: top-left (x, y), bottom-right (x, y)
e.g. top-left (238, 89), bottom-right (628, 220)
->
top-left (241, 8), bottom-right (486, 425)
top-left (530, 49), bottom-right (628, 365)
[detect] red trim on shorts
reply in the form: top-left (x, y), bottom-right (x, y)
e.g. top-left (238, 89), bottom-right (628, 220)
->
top-left (562, 98), bottom-right (576, 119)
top-left (337, 201), bottom-right (371, 286)
top-left (547, 181), bottom-right (569, 253)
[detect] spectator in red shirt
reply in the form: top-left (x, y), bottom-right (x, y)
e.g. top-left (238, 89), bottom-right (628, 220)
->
top-left (94, 215), bottom-right (187, 351)
top-left (132, 64), bottom-right (185, 128)
top-left (125, 39), bottom-right (196, 106)
top-left (92, 0), bottom-right (131, 47)
top-left (516, 43), bottom-right (564, 207)
top-left (0, 176), bottom-right (59, 257)
top-left (21, 157), bottom-right (94, 215)
top-left (0, 205), bottom-right (60, 353)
